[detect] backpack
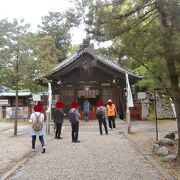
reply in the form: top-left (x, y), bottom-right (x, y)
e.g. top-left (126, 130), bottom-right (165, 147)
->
top-left (32, 113), bottom-right (42, 131)
top-left (69, 110), bottom-right (77, 123)
top-left (96, 107), bottom-right (104, 119)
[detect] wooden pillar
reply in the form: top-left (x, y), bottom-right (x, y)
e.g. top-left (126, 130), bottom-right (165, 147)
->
top-left (74, 88), bottom-right (78, 101)
top-left (112, 84), bottom-right (116, 104)
top-left (59, 86), bottom-right (62, 100)
top-left (99, 89), bottom-right (103, 100)
top-left (118, 87), bottom-right (126, 120)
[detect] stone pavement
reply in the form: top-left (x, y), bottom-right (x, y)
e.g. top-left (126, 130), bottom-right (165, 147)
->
top-left (0, 120), bottom-right (177, 180)
top-left (0, 121), bottom-right (177, 180)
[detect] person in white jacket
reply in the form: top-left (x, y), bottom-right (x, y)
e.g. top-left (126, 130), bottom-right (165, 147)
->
top-left (29, 104), bottom-right (46, 153)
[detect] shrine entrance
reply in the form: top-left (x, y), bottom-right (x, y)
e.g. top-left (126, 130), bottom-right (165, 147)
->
top-left (77, 89), bottom-right (100, 120)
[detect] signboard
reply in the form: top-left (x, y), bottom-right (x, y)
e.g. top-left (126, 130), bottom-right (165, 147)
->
top-left (0, 99), bottom-right (9, 105)
top-left (78, 90), bottom-right (99, 98)
top-left (138, 92), bottom-right (146, 99)
top-left (6, 107), bottom-right (29, 119)
top-left (32, 94), bottom-right (41, 101)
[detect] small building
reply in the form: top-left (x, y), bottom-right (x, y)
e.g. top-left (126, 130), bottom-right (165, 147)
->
top-left (48, 45), bottom-right (140, 120)
top-left (0, 85), bottom-right (50, 120)
top-left (0, 89), bottom-right (31, 119)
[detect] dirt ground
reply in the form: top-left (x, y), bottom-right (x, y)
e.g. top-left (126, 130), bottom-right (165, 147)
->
top-left (127, 120), bottom-right (180, 180)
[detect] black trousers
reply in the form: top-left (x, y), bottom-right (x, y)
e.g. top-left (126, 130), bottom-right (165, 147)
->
top-left (32, 135), bottom-right (45, 149)
top-left (108, 116), bottom-right (116, 129)
top-left (98, 118), bottom-right (108, 134)
top-left (71, 121), bottom-right (79, 142)
top-left (55, 123), bottom-right (63, 138)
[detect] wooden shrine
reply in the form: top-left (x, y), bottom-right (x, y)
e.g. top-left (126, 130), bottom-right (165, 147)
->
top-left (48, 45), bottom-right (140, 120)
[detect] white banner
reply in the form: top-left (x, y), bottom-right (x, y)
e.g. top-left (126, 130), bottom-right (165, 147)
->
top-left (170, 98), bottom-right (177, 118)
top-left (125, 73), bottom-right (134, 108)
top-left (46, 82), bottom-right (52, 113)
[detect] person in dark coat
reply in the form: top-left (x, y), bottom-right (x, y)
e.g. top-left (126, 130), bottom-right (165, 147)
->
top-left (69, 101), bottom-right (80, 143)
top-left (96, 100), bottom-right (108, 135)
top-left (53, 101), bottom-right (64, 139)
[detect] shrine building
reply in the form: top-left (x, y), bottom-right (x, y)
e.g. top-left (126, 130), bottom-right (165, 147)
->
top-left (48, 45), bottom-right (140, 120)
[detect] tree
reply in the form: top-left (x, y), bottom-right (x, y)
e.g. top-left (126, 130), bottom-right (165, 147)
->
top-left (38, 11), bottom-right (80, 61)
top-left (72, 0), bottom-right (180, 163)
top-left (0, 19), bottom-right (32, 135)
top-left (0, 19), bottom-right (60, 135)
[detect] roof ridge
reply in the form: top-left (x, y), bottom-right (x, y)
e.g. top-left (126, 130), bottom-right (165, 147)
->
top-left (52, 46), bottom-right (140, 78)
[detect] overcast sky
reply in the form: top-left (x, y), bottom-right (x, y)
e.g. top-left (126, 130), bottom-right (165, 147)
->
top-left (0, 0), bottom-right (86, 44)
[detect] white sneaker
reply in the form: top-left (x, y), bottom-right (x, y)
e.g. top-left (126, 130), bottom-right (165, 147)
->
top-left (32, 149), bottom-right (35, 152)
top-left (113, 128), bottom-right (116, 131)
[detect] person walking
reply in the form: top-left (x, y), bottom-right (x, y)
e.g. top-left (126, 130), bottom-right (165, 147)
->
top-left (83, 98), bottom-right (90, 122)
top-left (29, 104), bottom-right (46, 153)
top-left (106, 99), bottom-right (117, 130)
top-left (69, 101), bottom-right (80, 143)
top-left (53, 101), bottom-right (64, 139)
top-left (96, 100), bottom-right (108, 135)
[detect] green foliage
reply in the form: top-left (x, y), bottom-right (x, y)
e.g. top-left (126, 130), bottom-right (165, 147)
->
top-left (0, 19), bottom-right (30, 87)
top-left (0, 19), bottom-right (59, 92)
top-left (72, 0), bottom-right (179, 94)
top-left (67, 44), bottom-right (80, 54)
top-left (0, 11), bottom-right (83, 91)
top-left (38, 11), bottom-right (79, 61)
top-left (37, 35), bottom-right (61, 69)
top-left (148, 103), bottom-right (155, 122)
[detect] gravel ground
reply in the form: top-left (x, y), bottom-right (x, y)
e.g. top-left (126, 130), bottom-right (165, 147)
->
top-left (9, 121), bottom-right (165, 180)
top-left (0, 124), bottom-right (30, 177)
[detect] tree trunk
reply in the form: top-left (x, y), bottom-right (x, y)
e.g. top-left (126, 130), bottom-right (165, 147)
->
top-left (156, 0), bottom-right (180, 164)
top-left (166, 58), bottom-right (180, 164)
top-left (14, 50), bottom-right (19, 136)
top-left (14, 81), bottom-right (18, 136)
top-left (173, 94), bottom-right (180, 163)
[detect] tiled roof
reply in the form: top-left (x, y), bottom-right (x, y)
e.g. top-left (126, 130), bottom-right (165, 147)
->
top-left (52, 47), bottom-right (139, 78)
top-left (0, 85), bottom-right (12, 92)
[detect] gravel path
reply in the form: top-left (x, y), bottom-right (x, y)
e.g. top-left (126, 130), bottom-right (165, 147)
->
top-left (0, 125), bottom-right (30, 177)
top-left (10, 122), bottom-right (164, 180)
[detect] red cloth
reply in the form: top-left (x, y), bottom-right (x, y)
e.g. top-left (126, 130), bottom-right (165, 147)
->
top-left (97, 100), bottom-right (103, 107)
top-left (107, 102), bottom-right (112, 106)
top-left (71, 101), bottom-right (78, 108)
top-left (34, 104), bottom-right (43, 112)
top-left (55, 101), bottom-right (64, 108)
